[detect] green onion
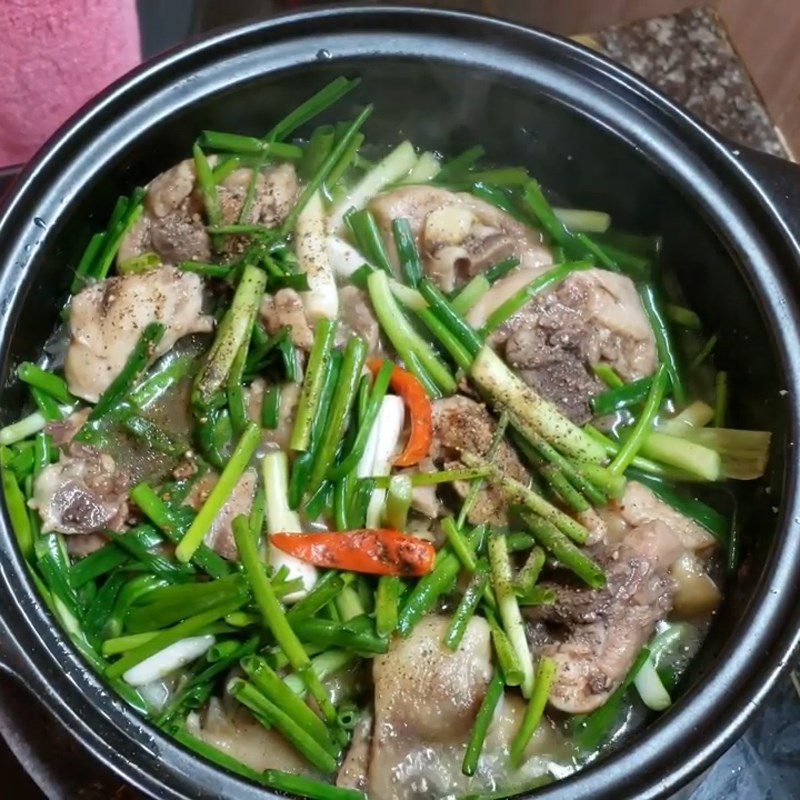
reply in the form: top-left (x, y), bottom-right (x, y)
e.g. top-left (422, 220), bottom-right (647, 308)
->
top-left (382, 474), bottom-right (412, 530)
top-left (262, 769), bottom-right (366, 800)
top-left (17, 363), bottom-right (75, 405)
top-left (105, 598), bottom-right (242, 679)
top-left (31, 387), bottom-right (64, 422)
top-left (286, 571), bottom-right (353, 624)
top-left (3, 469), bottom-right (32, 558)
top-left (292, 616), bottom-right (388, 654)
top-left (175, 422), bottom-right (260, 563)
top-left (515, 546), bottom-right (546, 596)
top-left (232, 515), bottom-right (336, 722)
top-left (193, 265), bottom-right (267, 409)
top-left (240, 655), bottom-right (339, 755)
top-left (228, 679), bottom-right (338, 773)
top-left (435, 145), bottom-right (485, 182)
top-left (638, 283), bottom-right (685, 405)
top-left (268, 76), bottom-right (361, 143)
top-left (118, 252), bottom-right (161, 274)
top-left (290, 318), bottom-right (338, 452)
top-left (392, 218), bottom-right (422, 286)
top-left (375, 575), bottom-right (403, 637)
top-left (75, 321), bottom-right (165, 442)
top-left (441, 516), bottom-right (478, 572)
top-left (444, 561), bottom-right (488, 651)
top-left (368, 270), bottom-right (456, 396)
top-left (689, 334), bottom-right (718, 370)
top-left (261, 384), bottom-right (281, 429)
top-left (509, 656), bottom-right (557, 765)
top-left (522, 512), bottom-right (606, 589)
top-left (130, 483), bottom-right (231, 579)
top-left (308, 335), bottom-right (368, 494)
top-left (666, 304), bottom-right (701, 329)
top-left (609, 365), bottom-right (668, 475)
top-left (71, 231), bottom-right (105, 292)
top-left (347, 209), bottom-right (393, 275)
top-left (300, 125), bottom-right (336, 182)
top-left (461, 451), bottom-right (588, 544)
top-left (462, 667), bottom-right (504, 776)
top-left (197, 132), bottom-right (303, 160)
top-left (469, 346), bottom-right (606, 463)
top-left (281, 105), bottom-right (374, 234)
top-left (591, 376), bottom-right (654, 416)
top-left (488, 533), bottom-right (534, 696)
top-left (178, 261), bottom-right (231, 279)
top-left (552, 208), bottom-right (611, 233)
top-left (484, 607), bottom-right (523, 686)
top-left (192, 143), bottom-right (222, 230)
top-left (592, 363), bottom-right (624, 389)
top-left (418, 278), bottom-right (484, 359)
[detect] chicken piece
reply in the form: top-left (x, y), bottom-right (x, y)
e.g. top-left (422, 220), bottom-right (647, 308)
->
top-left (337, 286), bottom-right (379, 352)
top-left (30, 443), bottom-right (128, 535)
top-left (183, 469), bottom-right (257, 561)
top-left (529, 520), bottom-right (685, 714)
top-left (370, 186), bottom-right (551, 291)
top-left (64, 266), bottom-right (213, 402)
top-left (187, 699), bottom-right (315, 775)
top-left (117, 159), bottom-right (298, 266)
top-left (492, 268), bottom-right (657, 424)
top-left (246, 380), bottom-right (301, 451)
top-left (217, 162), bottom-right (298, 228)
top-left (611, 480), bottom-right (717, 553)
top-left (260, 288), bottom-right (314, 350)
top-left (368, 615), bottom-right (493, 800)
top-left (431, 395), bottom-right (529, 525)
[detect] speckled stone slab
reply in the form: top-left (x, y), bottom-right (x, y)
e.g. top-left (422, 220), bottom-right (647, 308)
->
top-left (594, 6), bottom-right (789, 158)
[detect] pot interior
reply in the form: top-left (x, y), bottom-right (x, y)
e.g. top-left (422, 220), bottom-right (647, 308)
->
top-left (0, 29), bottom-right (793, 799)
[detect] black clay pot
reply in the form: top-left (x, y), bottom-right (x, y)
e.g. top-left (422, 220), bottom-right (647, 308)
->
top-left (1, 7), bottom-right (800, 800)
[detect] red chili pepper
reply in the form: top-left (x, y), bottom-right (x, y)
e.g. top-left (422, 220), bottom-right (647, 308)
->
top-left (367, 357), bottom-right (433, 468)
top-left (271, 530), bottom-right (436, 577)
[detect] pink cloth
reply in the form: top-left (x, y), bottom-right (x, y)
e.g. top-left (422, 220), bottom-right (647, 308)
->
top-left (0, 0), bottom-right (142, 166)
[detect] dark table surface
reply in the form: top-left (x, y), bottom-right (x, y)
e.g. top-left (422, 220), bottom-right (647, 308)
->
top-left (2, 2), bottom-right (798, 798)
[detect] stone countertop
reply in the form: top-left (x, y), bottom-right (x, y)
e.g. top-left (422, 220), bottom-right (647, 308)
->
top-left (2, 3), bottom-right (796, 799)
top-left (592, 6), bottom-right (790, 159)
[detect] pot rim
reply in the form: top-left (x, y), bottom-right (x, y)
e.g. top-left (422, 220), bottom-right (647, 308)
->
top-left (0, 6), bottom-right (799, 800)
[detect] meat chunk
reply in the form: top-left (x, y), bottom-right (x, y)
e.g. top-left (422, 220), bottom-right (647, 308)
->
top-left (370, 186), bottom-right (551, 291)
top-left (260, 288), bottom-right (314, 350)
top-left (431, 395), bottom-right (529, 525)
top-left (337, 286), bottom-right (379, 352)
top-left (217, 162), bottom-right (298, 229)
top-left (611, 480), bottom-right (717, 553)
top-left (65, 266), bottom-right (213, 402)
top-left (118, 159), bottom-right (298, 266)
top-left (30, 443), bottom-right (128, 535)
top-left (368, 616), bottom-right (492, 800)
top-left (183, 469), bottom-right (257, 561)
top-left (529, 520), bottom-right (685, 714)
top-left (187, 699), bottom-right (315, 775)
top-left (45, 408), bottom-right (91, 448)
top-left (492, 268), bottom-right (657, 424)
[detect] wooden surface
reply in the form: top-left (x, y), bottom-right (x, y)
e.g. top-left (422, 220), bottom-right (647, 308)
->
top-left (717, 0), bottom-right (800, 155)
